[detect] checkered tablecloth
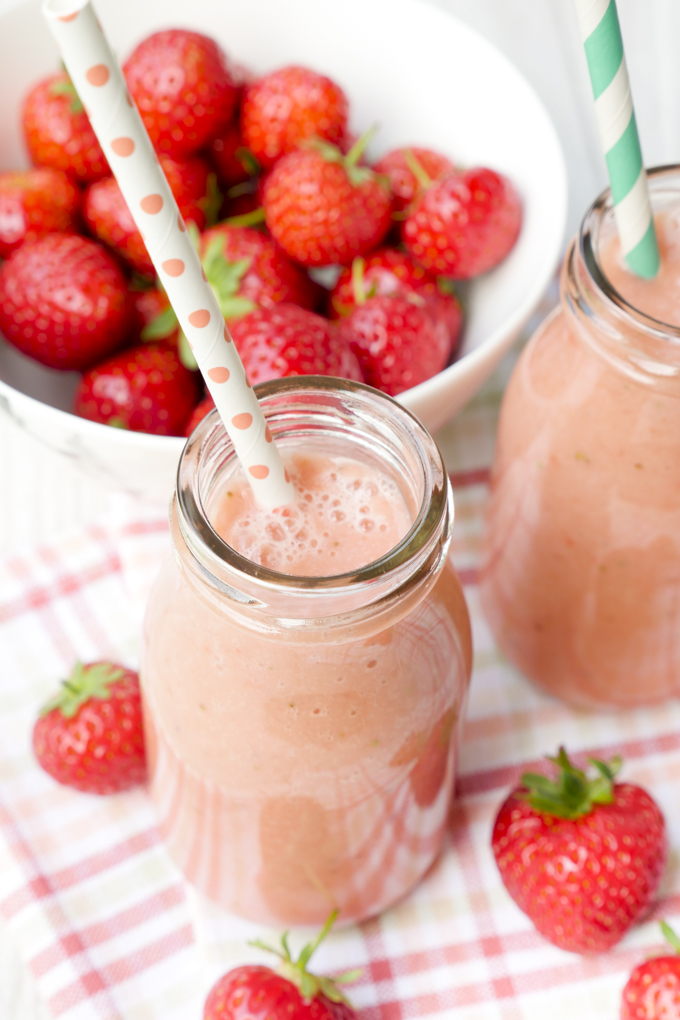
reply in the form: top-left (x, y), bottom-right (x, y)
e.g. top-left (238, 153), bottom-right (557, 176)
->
top-left (2, 322), bottom-right (680, 1019)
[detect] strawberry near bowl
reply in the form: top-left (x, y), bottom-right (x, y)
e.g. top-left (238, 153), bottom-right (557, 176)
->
top-left (0, 0), bottom-right (566, 502)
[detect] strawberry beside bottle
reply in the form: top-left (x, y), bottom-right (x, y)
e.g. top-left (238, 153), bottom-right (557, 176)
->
top-left (492, 748), bottom-right (667, 955)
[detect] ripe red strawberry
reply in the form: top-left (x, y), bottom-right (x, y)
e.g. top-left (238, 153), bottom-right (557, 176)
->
top-left (83, 154), bottom-right (218, 276)
top-left (142, 224), bottom-right (321, 356)
top-left (32, 661), bottom-right (146, 795)
top-left (263, 132), bottom-right (392, 266)
top-left (124, 30), bottom-right (239, 158)
top-left (209, 122), bottom-right (260, 190)
top-left (337, 291), bottom-right (452, 396)
top-left (22, 72), bottom-right (110, 183)
top-left (184, 394), bottom-right (215, 437)
top-left (492, 748), bottom-right (667, 955)
top-left (74, 343), bottom-right (199, 436)
top-left (241, 66), bottom-right (348, 170)
top-left (201, 224), bottom-right (321, 311)
top-left (0, 233), bottom-right (130, 371)
top-left (204, 912), bottom-right (358, 1020)
top-left (621, 922), bottom-right (680, 1019)
top-left (373, 147), bottom-right (455, 214)
top-left (329, 249), bottom-right (463, 350)
top-left (0, 168), bottom-right (80, 259)
top-left (403, 167), bottom-right (522, 279)
top-left (230, 304), bottom-right (362, 386)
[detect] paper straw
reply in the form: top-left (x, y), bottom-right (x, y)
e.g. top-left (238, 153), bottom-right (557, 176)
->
top-left (42, 0), bottom-right (295, 509)
top-left (574, 0), bottom-right (659, 278)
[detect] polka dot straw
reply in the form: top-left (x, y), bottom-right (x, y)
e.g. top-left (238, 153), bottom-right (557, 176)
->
top-left (42, 0), bottom-right (295, 509)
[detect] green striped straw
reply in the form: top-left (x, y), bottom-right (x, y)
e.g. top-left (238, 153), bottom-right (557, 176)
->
top-left (575, 0), bottom-right (659, 278)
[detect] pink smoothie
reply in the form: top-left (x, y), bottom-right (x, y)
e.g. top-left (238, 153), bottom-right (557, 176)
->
top-left (210, 450), bottom-right (412, 575)
top-left (142, 447), bottom-right (471, 923)
top-left (480, 210), bottom-right (680, 708)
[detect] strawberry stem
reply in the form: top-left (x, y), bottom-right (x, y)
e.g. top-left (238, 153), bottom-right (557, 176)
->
top-left (519, 746), bottom-right (622, 820)
top-left (351, 257), bottom-right (367, 306)
top-left (402, 148), bottom-right (433, 190)
top-left (223, 207), bottom-right (266, 228)
top-left (345, 125), bottom-right (378, 169)
top-left (661, 921), bottom-right (680, 955)
top-left (40, 662), bottom-right (126, 719)
top-left (248, 910), bottom-right (358, 1006)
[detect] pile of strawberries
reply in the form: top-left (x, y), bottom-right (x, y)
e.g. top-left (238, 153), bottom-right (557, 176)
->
top-left (0, 27), bottom-right (522, 436)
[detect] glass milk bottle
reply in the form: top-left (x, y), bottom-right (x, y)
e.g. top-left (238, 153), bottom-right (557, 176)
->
top-left (480, 166), bottom-right (680, 709)
top-left (142, 378), bottom-right (472, 924)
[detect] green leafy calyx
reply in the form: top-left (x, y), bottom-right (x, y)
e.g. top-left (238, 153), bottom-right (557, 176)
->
top-left (519, 746), bottom-right (622, 820)
top-left (661, 921), bottom-right (680, 955)
top-left (50, 74), bottom-right (83, 114)
top-left (306, 125), bottom-right (388, 189)
top-left (40, 662), bottom-right (125, 719)
top-left (142, 228), bottom-right (256, 348)
top-left (249, 910), bottom-right (360, 1005)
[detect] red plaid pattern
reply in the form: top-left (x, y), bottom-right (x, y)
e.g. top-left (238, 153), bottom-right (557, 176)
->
top-left (3, 301), bottom-right (680, 1018)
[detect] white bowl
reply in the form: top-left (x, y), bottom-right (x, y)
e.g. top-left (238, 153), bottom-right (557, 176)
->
top-left (0, 0), bottom-right (566, 502)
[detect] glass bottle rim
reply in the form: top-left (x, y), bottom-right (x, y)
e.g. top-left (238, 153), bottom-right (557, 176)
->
top-left (579, 163), bottom-right (680, 342)
top-left (175, 376), bottom-right (451, 598)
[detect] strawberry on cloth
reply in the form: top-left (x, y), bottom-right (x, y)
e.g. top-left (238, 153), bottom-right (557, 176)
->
top-left (0, 168), bottom-right (80, 259)
top-left (204, 911), bottom-right (358, 1020)
top-left (32, 661), bottom-right (146, 795)
top-left (22, 71), bottom-right (110, 183)
top-left (262, 129), bottom-right (392, 266)
top-left (74, 342), bottom-right (199, 436)
top-left (403, 166), bottom-right (522, 279)
top-left (0, 233), bottom-right (130, 371)
top-left (241, 65), bottom-right (348, 170)
top-left (492, 747), bottom-right (667, 954)
top-left (124, 30), bottom-right (239, 158)
top-left (621, 921), bottom-right (680, 1019)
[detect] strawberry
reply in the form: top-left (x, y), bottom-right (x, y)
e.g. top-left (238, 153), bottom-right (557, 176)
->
top-left (0, 233), bottom-right (130, 371)
top-left (204, 911), bottom-right (358, 1020)
top-left (337, 288), bottom-right (452, 396)
top-left (124, 30), bottom-right (239, 158)
top-left (241, 66), bottom-right (348, 170)
top-left (83, 154), bottom-right (219, 276)
top-left (131, 285), bottom-right (179, 348)
top-left (209, 122), bottom-right (260, 191)
top-left (184, 394), bottom-right (215, 437)
top-left (22, 72), bottom-right (110, 183)
top-left (201, 224), bottom-right (321, 310)
top-left (263, 130), bottom-right (392, 266)
top-left (229, 304), bottom-right (362, 387)
top-left (74, 343), bottom-right (199, 436)
top-left (373, 147), bottom-right (455, 214)
top-left (621, 922), bottom-right (680, 1019)
top-left (32, 661), bottom-right (146, 795)
top-left (492, 748), bottom-right (667, 955)
top-left (0, 168), bottom-right (80, 259)
top-left (142, 224), bottom-right (321, 360)
top-left (403, 167), bottom-right (522, 279)
top-left (329, 249), bottom-right (463, 350)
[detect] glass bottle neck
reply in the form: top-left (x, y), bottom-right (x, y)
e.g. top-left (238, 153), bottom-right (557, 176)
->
top-left (563, 165), bottom-right (680, 388)
top-left (172, 378), bottom-right (453, 634)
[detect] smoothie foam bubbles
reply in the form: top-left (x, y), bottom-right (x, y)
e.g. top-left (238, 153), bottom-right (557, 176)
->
top-left (210, 451), bottom-right (413, 576)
